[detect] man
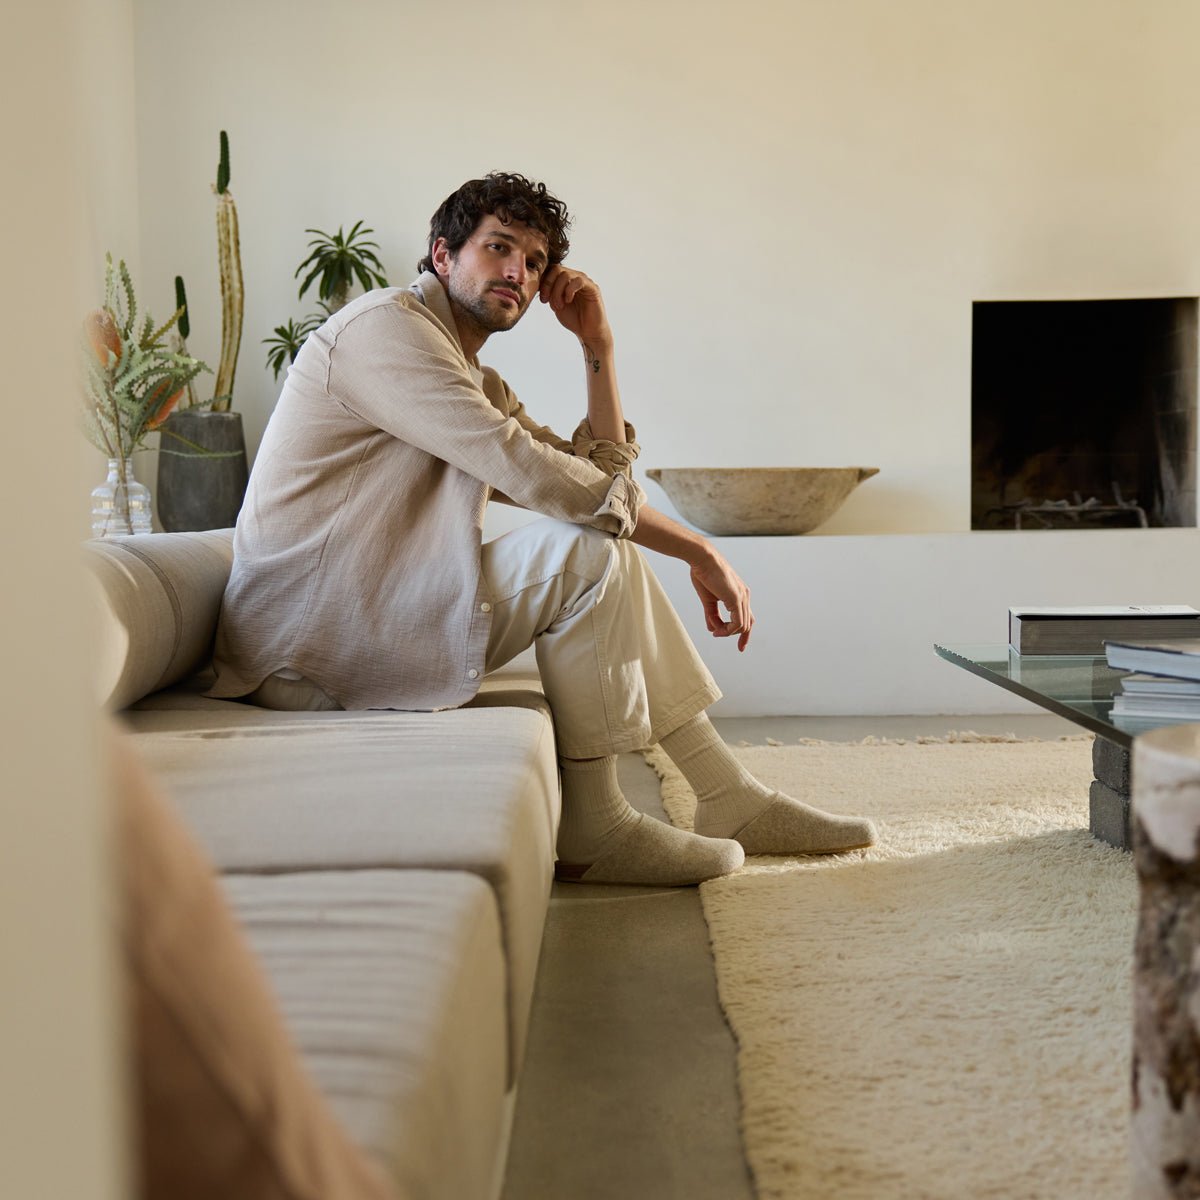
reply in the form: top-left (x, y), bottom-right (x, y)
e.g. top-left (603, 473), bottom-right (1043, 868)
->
top-left (211, 172), bottom-right (874, 885)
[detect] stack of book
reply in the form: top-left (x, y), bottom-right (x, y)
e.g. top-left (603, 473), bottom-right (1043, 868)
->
top-left (1008, 606), bottom-right (1200, 656)
top-left (1105, 638), bottom-right (1200, 731)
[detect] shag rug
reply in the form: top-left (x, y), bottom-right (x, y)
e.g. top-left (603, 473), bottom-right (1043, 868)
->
top-left (644, 733), bottom-right (1137, 1200)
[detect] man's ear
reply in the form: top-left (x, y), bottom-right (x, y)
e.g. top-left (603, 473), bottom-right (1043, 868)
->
top-left (430, 237), bottom-right (453, 280)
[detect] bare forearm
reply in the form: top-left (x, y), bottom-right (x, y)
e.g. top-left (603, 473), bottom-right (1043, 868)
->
top-left (539, 263), bottom-right (627, 445)
top-left (628, 503), bottom-right (714, 568)
top-left (537, 262), bottom-right (755, 647)
top-left (582, 339), bottom-right (626, 444)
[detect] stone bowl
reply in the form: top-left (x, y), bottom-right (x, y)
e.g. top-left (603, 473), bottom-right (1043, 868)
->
top-left (644, 467), bottom-right (880, 536)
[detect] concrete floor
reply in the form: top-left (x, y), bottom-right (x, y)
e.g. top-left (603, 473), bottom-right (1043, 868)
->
top-left (499, 711), bottom-right (1078, 1200)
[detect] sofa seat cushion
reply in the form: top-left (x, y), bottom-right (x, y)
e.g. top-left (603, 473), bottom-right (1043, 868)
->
top-left (125, 648), bottom-right (546, 726)
top-left (114, 726), bottom-right (398, 1200)
top-left (224, 868), bottom-right (506, 1200)
top-left (130, 706), bottom-right (558, 1080)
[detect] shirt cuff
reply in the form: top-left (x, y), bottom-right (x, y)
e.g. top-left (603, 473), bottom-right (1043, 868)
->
top-left (592, 472), bottom-right (644, 539)
top-left (571, 418), bottom-right (640, 478)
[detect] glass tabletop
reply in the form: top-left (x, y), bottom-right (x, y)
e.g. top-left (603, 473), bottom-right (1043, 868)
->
top-left (934, 642), bottom-right (1140, 746)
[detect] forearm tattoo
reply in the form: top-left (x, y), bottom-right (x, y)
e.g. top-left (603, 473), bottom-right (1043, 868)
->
top-left (582, 342), bottom-right (601, 375)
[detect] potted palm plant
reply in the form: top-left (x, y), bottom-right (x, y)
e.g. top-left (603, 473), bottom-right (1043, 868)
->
top-left (295, 222), bottom-right (388, 313)
top-left (264, 221), bottom-right (389, 380)
top-left (263, 314), bottom-right (323, 382)
top-left (156, 130), bottom-right (250, 532)
top-left (83, 255), bottom-right (209, 537)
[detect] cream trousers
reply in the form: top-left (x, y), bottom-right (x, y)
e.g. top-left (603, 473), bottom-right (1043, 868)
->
top-left (479, 518), bottom-right (720, 759)
top-left (251, 518), bottom-right (721, 755)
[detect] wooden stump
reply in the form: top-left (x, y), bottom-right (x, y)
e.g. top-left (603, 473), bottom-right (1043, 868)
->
top-left (1132, 724), bottom-right (1200, 1197)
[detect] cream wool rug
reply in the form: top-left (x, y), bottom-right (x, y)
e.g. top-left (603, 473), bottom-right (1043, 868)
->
top-left (645, 734), bottom-right (1137, 1200)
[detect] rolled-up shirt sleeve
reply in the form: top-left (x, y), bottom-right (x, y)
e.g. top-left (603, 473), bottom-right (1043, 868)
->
top-left (329, 297), bottom-right (644, 538)
top-left (569, 418), bottom-right (640, 478)
top-left (490, 382), bottom-right (644, 534)
top-left (592, 471), bottom-right (642, 538)
top-left (502, 394), bottom-right (639, 478)
top-left (492, 470), bottom-right (642, 537)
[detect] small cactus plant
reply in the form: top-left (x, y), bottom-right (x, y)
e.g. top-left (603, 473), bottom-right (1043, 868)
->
top-left (173, 274), bottom-right (199, 409)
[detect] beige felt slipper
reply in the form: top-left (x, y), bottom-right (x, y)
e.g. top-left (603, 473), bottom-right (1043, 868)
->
top-left (554, 812), bottom-right (744, 886)
top-left (725, 794), bottom-right (877, 857)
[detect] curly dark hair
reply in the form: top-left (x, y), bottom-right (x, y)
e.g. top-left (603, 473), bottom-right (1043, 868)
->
top-left (417, 172), bottom-right (571, 275)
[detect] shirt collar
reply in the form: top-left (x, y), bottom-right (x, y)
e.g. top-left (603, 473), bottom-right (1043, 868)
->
top-left (410, 271), bottom-right (480, 370)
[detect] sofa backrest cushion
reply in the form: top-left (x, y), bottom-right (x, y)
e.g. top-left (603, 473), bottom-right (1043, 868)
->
top-left (84, 530), bottom-right (235, 711)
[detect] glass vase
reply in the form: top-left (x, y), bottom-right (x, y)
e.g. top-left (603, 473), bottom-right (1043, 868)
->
top-left (91, 457), bottom-right (152, 538)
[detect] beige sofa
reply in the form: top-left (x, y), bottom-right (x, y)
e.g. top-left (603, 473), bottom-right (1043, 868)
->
top-left (84, 528), bottom-right (561, 1200)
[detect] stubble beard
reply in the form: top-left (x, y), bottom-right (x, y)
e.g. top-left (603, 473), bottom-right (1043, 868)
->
top-left (447, 275), bottom-right (527, 343)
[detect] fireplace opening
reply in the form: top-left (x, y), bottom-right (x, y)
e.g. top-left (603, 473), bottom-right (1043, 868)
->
top-left (971, 298), bottom-right (1198, 530)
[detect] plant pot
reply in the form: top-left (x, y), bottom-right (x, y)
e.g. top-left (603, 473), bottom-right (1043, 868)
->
top-left (156, 410), bottom-right (249, 532)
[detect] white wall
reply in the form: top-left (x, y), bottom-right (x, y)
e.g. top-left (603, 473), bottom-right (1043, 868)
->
top-left (0, 2), bottom-right (130, 1198)
top-left (131, 0), bottom-right (1200, 710)
top-left (79, 0), bottom-right (147, 524)
top-left (651, 528), bottom-right (1200, 714)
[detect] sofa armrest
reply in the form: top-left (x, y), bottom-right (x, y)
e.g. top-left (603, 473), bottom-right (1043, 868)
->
top-left (84, 530), bottom-right (235, 710)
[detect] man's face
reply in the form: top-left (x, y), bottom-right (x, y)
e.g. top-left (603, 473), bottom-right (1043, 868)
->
top-left (433, 217), bottom-right (550, 340)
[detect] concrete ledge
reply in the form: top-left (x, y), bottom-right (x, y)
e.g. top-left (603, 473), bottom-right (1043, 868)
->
top-left (643, 528), bottom-right (1200, 716)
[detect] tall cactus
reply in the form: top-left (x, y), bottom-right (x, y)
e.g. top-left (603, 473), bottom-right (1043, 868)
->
top-left (212, 130), bottom-right (243, 411)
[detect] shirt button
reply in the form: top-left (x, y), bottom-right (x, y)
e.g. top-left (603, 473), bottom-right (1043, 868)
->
top-left (467, 669), bottom-right (479, 679)
top-left (480, 601), bottom-right (492, 612)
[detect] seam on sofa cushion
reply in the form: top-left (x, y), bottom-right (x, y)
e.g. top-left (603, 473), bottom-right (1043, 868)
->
top-left (110, 540), bottom-right (185, 691)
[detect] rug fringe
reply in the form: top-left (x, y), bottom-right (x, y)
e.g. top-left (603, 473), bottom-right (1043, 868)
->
top-left (640, 731), bottom-right (1093, 784)
top-left (759, 730), bottom-right (1093, 747)
top-left (643, 729), bottom-right (1091, 761)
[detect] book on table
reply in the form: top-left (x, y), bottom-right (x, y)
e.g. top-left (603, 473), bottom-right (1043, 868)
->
top-left (1104, 638), bottom-right (1200, 682)
top-left (1118, 672), bottom-right (1200, 697)
top-left (1106, 645), bottom-right (1200, 729)
top-left (1111, 690), bottom-right (1200, 720)
top-left (1008, 606), bottom-right (1200, 655)
top-left (1111, 710), bottom-right (1200, 734)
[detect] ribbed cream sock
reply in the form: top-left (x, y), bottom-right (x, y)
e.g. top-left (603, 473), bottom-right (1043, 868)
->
top-left (659, 714), bottom-right (877, 855)
top-left (556, 755), bottom-right (745, 885)
top-left (556, 756), bottom-right (640, 863)
top-left (659, 713), bottom-right (775, 827)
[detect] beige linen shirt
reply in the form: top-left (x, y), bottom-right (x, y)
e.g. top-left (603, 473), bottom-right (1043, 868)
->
top-left (210, 272), bottom-right (644, 710)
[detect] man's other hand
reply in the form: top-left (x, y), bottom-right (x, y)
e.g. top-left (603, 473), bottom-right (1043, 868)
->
top-left (539, 265), bottom-right (612, 350)
top-left (627, 508), bottom-right (756, 653)
top-left (690, 553), bottom-right (754, 652)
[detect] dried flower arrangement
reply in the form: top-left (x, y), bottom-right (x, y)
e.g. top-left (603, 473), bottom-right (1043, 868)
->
top-left (81, 254), bottom-right (209, 461)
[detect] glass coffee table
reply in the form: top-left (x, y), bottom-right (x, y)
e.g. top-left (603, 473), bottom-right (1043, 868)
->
top-left (934, 643), bottom-right (1134, 743)
top-left (934, 643), bottom-right (1151, 850)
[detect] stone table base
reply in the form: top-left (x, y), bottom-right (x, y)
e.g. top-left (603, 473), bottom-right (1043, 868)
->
top-left (1090, 735), bottom-right (1133, 850)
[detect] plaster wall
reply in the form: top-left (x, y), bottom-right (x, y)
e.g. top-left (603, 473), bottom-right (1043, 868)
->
top-left (649, 528), bottom-right (1200, 715)
top-left (131, 0), bottom-right (1200, 711)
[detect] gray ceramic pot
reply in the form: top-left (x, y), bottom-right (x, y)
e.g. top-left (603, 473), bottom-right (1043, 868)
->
top-left (156, 410), bottom-right (249, 532)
